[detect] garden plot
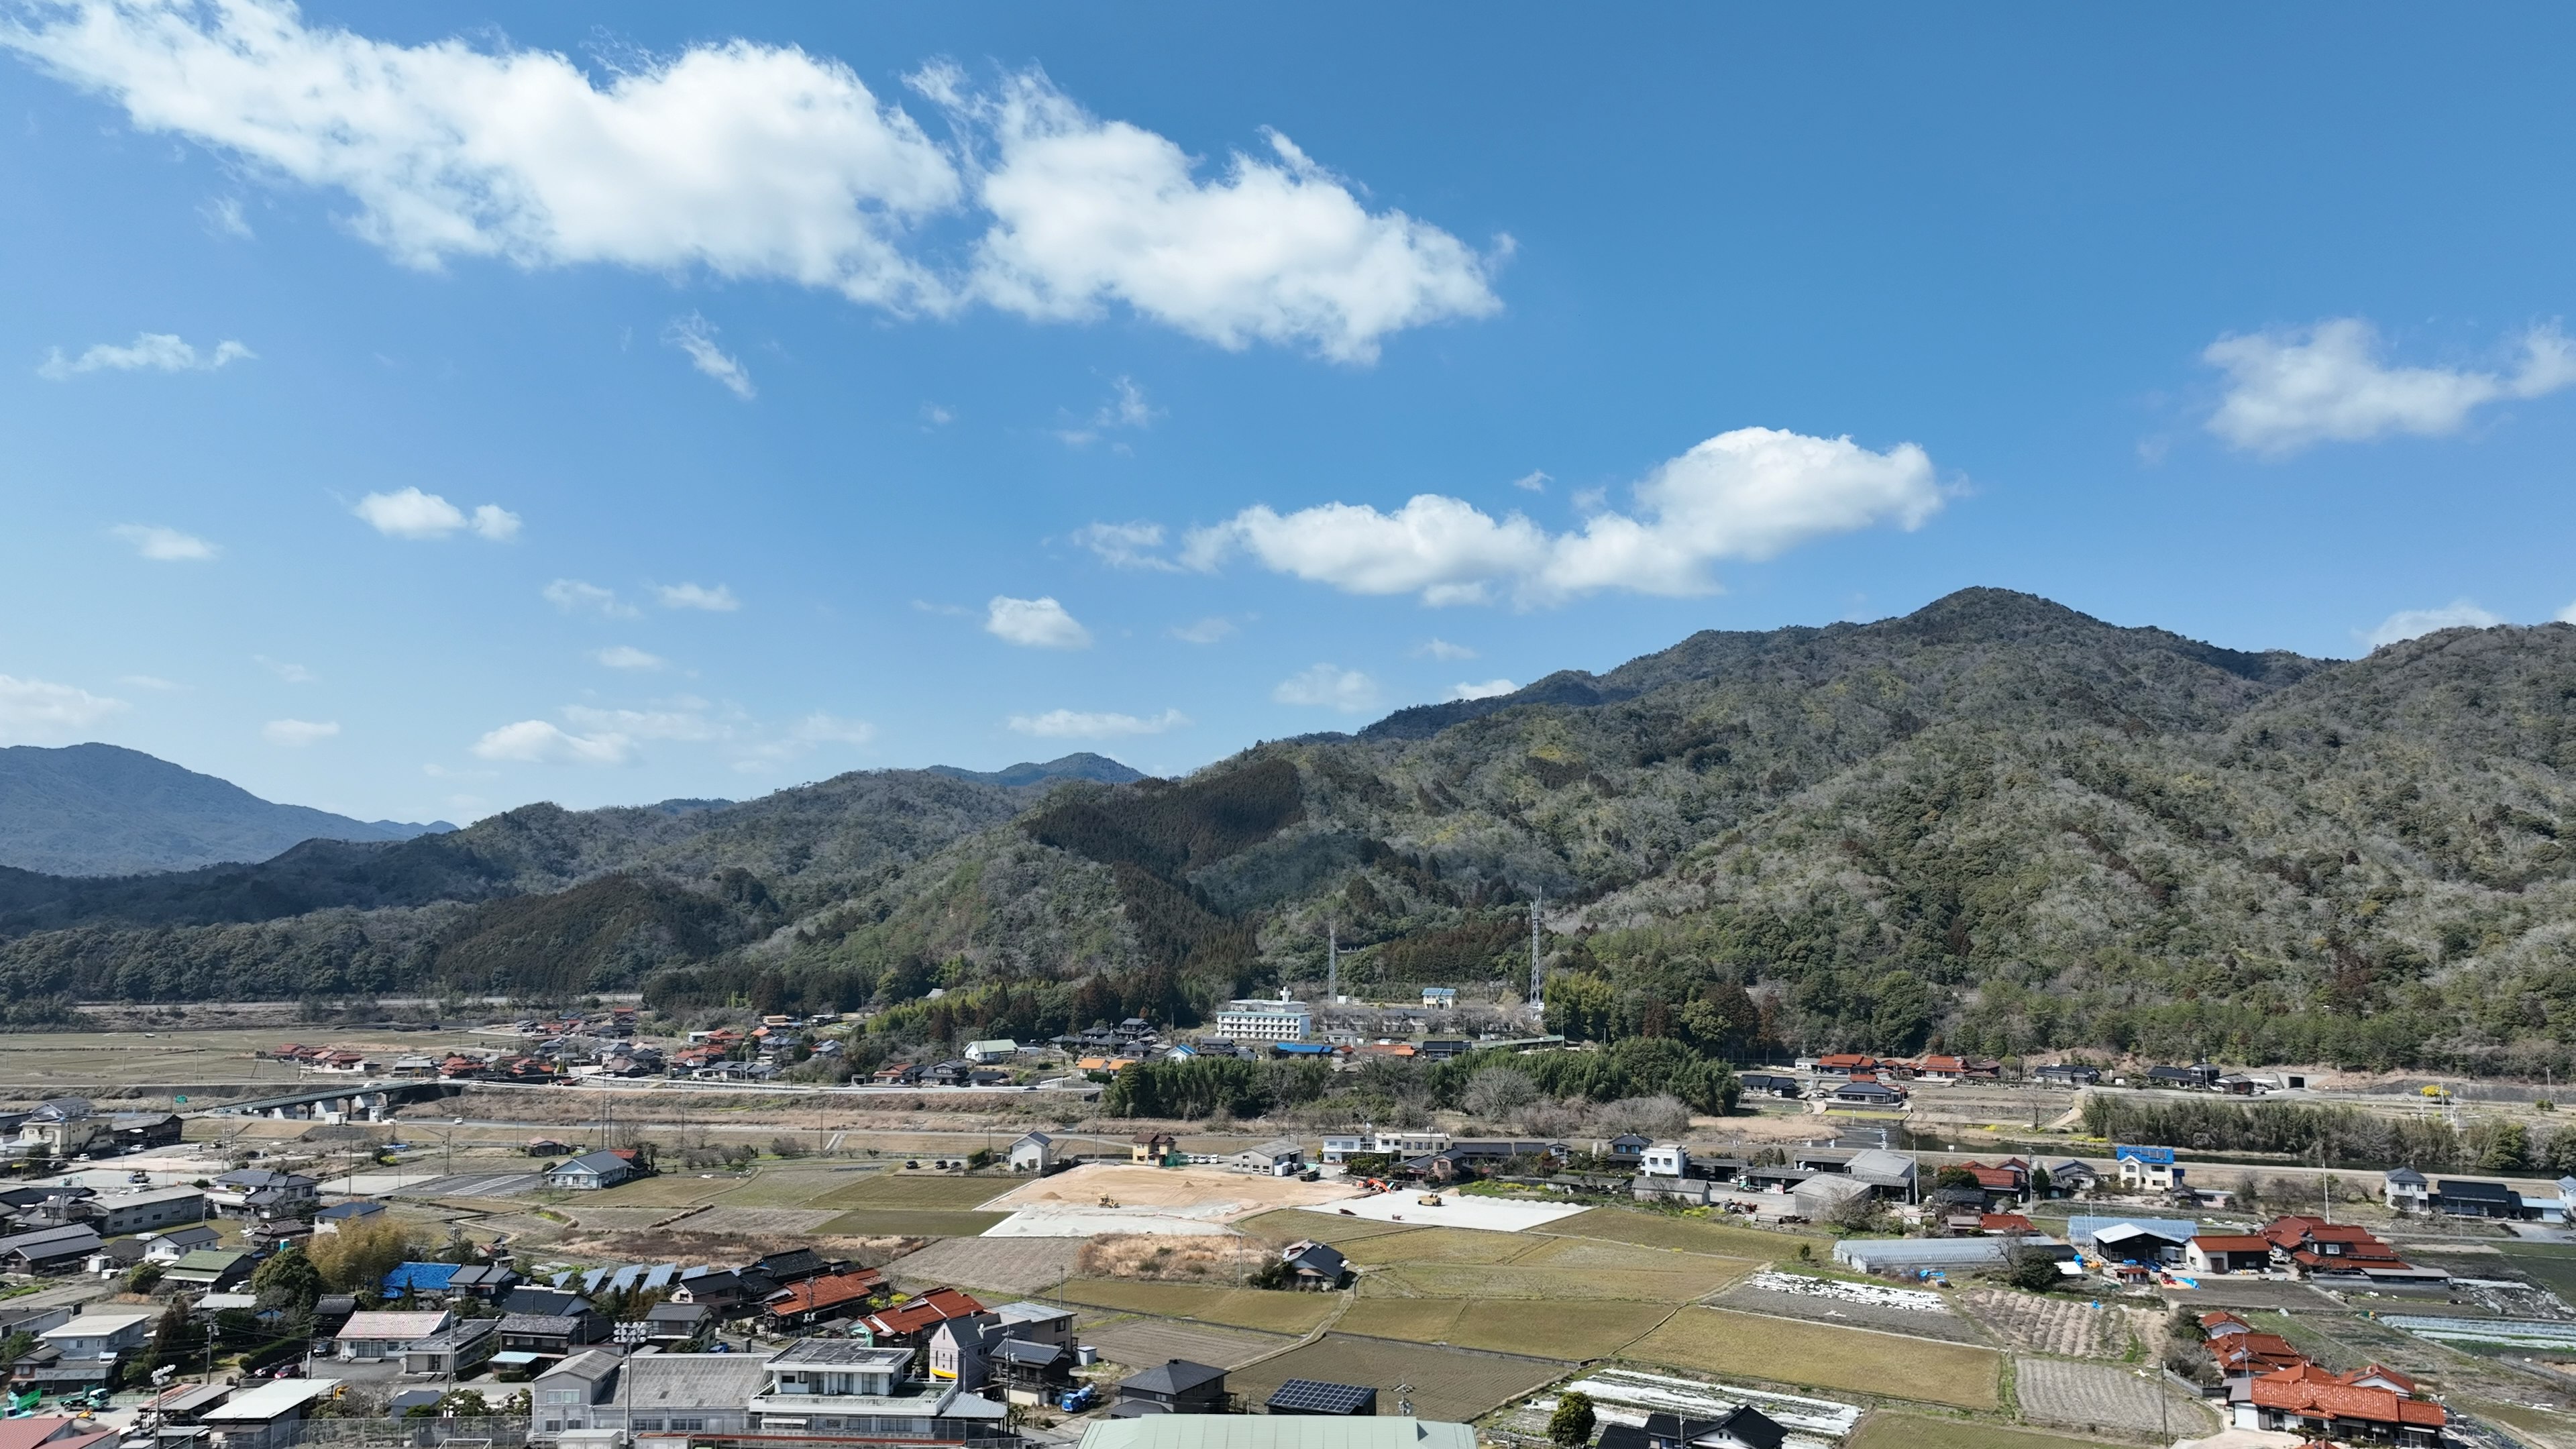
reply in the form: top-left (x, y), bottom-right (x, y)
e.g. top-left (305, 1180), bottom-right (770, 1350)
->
top-left (885, 1236), bottom-right (1079, 1295)
top-left (2013, 1357), bottom-right (2211, 1438)
top-left (1548, 1367), bottom-right (1863, 1440)
top-left (1627, 1307), bottom-right (2001, 1410)
top-left (1954, 1288), bottom-right (2152, 1359)
top-left (1714, 1271), bottom-right (1989, 1345)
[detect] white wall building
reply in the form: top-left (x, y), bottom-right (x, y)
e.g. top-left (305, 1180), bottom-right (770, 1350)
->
top-left (1213, 1000), bottom-right (1312, 1043)
top-left (1642, 1144), bottom-right (1690, 1178)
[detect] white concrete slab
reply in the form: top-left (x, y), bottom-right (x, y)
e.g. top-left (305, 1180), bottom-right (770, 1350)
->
top-left (982, 1206), bottom-right (1239, 1238)
top-left (1324, 1191), bottom-right (1591, 1232)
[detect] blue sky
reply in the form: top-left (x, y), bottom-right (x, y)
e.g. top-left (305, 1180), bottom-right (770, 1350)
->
top-left (7, 4), bottom-right (2576, 824)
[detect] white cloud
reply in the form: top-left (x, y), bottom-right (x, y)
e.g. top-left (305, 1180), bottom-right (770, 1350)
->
top-left (109, 523), bottom-right (216, 560)
top-left (2360, 600), bottom-right (2506, 649)
top-left (262, 717), bottom-right (338, 746)
top-left (1273, 663), bottom-right (1380, 712)
top-left (354, 486), bottom-right (519, 541)
top-left (470, 719), bottom-right (633, 765)
top-left (665, 313), bottom-right (755, 400)
top-left (730, 711), bottom-right (878, 771)
top-left (1511, 470), bottom-right (1549, 492)
top-left (200, 193), bottom-right (252, 238)
top-left (0, 675), bottom-right (126, 743)
top-left (117, 674), bottom-right (182, 690)
top-left (1072, 520), bottom-right (1178, 571)
top-left (1170, 616), bottom-right (1237, 645)
top-left (920, 402), bottom-right (955, 426)
top-left (1415, 637), bottom-right (1476, 660)
top-left (1056, 375), bottom-right (1155, 446)
top-left (985, 595), bottom-right (1091, 649)
top-left (959, 72), bottom-right (1504, 362)
top-left (1447, 678), bottom-right (1517, 700)
top-left (562, 702), bottom-right (729, 742)
top-left (594, 645), bottom-right (664, 671)
top-left (1007, 707), bottom-right (1189, 739)
top-left (657, 582), bottom-right (741, 612)
top-left (37, 331), bottom-right (252, 378)
top-left (2204, 319), bottom-right (2576, 455)
top-left (3, 5), bottom-right (1497, 361)
top-left (1187, 427), bottom-right (1940, 607)
top-left (254, 655), bottom-right (315, 684)
top-left (544, 579), bottom-right (638, 618)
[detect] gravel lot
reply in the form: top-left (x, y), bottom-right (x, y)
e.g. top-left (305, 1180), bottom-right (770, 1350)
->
top-left (2013, 1356), bottom-right (2210, 1437)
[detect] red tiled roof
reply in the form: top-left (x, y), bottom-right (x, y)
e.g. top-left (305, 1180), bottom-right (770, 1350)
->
top-left (2251, 1376), bottom-right (2446, 1428)
top-left (864, 1287), bottom-right (984, 1338)
top-left (1817, 1054), bottom-right (1876, 1069)
top-left (2212, 1333), bottom-right (2306, 1371)
top-left (2192, 1234), bottom-right (2274, 1252)
top-left (2199, 1311), bottom-right (2249, 1332)
top-left (2340, 1363), bottom-right (2419, 1395)
top-left (1961, 1165), bottom-right (2023, 1189)
top-left (1918, 1055), bottom-right (1965, 1071)
top-left (767, 1269), bottom-right (885, 1316)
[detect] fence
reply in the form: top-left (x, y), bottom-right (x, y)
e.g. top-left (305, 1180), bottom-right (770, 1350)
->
top-left (279, 1417), bottom-right (531, 1449)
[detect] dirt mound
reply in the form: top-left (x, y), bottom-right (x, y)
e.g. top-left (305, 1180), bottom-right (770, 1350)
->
top-left (1077, 1232), bottom-right (1269, 1283)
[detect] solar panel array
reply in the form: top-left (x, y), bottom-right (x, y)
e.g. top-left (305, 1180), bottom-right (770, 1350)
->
top-left (1266, 1379), bottom-right (1377, 1415)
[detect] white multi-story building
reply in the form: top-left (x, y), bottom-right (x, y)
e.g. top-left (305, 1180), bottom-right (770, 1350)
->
top-left (1642, 1144), bottom-right (1690, 1178)
top-left (1213, 999), bottom-right (1313, 1043)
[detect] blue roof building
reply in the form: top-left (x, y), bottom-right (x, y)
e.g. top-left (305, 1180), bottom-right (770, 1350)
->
top-left (381, 1261), bottom-right (460, 1298)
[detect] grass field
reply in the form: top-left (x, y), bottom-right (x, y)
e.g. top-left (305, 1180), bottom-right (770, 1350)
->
top-left (1339, 1299), bottom-right (1468, 1343)
top-left (816, 1209), bottom-right (1010, 1237)
top-left (1444, 1301), bottom-right (1674, 1360)
top-left (1054, 1279), bottom-right (1340, 1336)
top-left (1236, 1209), bottom-right (1440, 1244)
top-left (1544, 1208), bottom-right (1820, 1260)
top-left (2498, 1243), bottom-right (2576, 1301)
top-left (584, 1175), bottom-right (745, 1208)
top-left (718, 1170), bottom-right (867, 1207)
top-left (1339, 1228), bottom-right (1536, 1266)
top-left (806, 1174), bottom-right (1014, 1210)
top-left (1366, 1260), bottom-right (1748, 1303)
top-left (1846, 1413), bottom-right (2121, 1449)
top-left (1227, 1334), bottom-right (1566, 1424)
top-left (1626, 1307), bottom-right (2000, 1409)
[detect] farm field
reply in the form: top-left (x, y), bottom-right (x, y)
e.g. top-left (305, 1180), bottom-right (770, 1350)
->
top-left (885, 1236), bottom-right (1079, 1295)
top-left (816, 1210), bottom-right (1010, 1237)
top-left (1366, 1260), bottom-right (1747, 1303)
top-left (1845, 1412), bottom-right (2124, 1449)
top-left (1235, 1209), bottom-right (1418, 1244)
top-left (1714, 1279), bottom-right (1989, 1345)
top-left (806, 1173), bottom-right (1015, 1210)
top-left (2013, 1357), bottom-right (2211, 1438)
top-left (1626, 1307), bottom-right (2001, 1409)
top-left (2498, 1242), bottom-right (2576, 1301)
top-left (1339, 1227), bottom-right (1534, 1266)
top-left (1079, 1318), bottom-right (1293, 1372)
top-left (571, 1175), bottom-right (746, 1208)
top-left (683, 1207), bottom-right (839, 1235)
top-left (1226, 1334), bottom-right (1566, 1424)
top-left (1443, 1301), bottom-right (1675, 1360)
top-left (981, 1163), bottom-right (1352, 1216)
top-left (1543, 1208), bottom-right (1817, 1260)
top-left (1054, 1278), bottom-right (1340, 1336)
top-left (1952, 1288), bottom-right (2147, 1358)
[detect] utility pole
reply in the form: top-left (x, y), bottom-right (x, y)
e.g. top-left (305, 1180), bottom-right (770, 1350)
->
top-left (1528, 896), bottom-right (1544, 1014)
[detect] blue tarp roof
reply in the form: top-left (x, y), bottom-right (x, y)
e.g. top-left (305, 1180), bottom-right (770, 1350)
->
top-left (2112, 1144), bottom-right (2176, 1164)
top-left (1271, 1042), bottom-right (1334, 1055)
top-left (382, 1261), bottom-right (460, 1297)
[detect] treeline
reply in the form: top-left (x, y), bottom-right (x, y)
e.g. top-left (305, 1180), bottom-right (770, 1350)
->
top-left (2081, 1094), bottom-right (2576, 1174)
top-left (1102, 1038), bottom-right (1738, 1120)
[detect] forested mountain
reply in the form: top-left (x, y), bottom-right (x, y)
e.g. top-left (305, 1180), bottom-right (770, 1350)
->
top-left (7, 590), bottom-right (2576, 1075)
top-left (0, 743), bottom-right (451, 875)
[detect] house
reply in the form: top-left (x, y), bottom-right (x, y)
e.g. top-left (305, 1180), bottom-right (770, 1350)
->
top-left (1232, 1139), bottom-right (1305, 1177)
top-left (531, 1350), bottom-right (627, 1432)
top-left (207, 1170), bottom-right (319, 1220)
top-left (2147, 1063), bottom-right (2221, 1091)
top-left (1913, 1055), bottom-right (1966, 1083)
top-left (91, 1187), bottom-right (205, 1236)
top-left (1813, 1054), bottom-right (1877, 1077)
top-left (861, 1287), bottom-right (990, 1362)
top-left (965, 1039), bottom-right (1019, 1064)
top-left (1114, 1358), bottom-right (1229, 1416)
top-left (2259, 1216), bottom-right (2440, 1285)
top-left (1792, 1174), bottom-right (1872, 1221)
top-left (1597, 1407), bottom-right (1790, 1449)
top-left (753, 1247), bottom-right (836, 1285)
top-left (540, 1149), bottom-right (637, 1191)
top-left (644, 1300), bottom-right (713, 1346)
top-left (1943, 1160), bottom-right (2028, 1205)
top-left (1008, 1132), bottom-right (1057, 1174)
top-left (163, 1249), bottom-right (254, 1290)
top-left (2188, 1234), bottom-right (2275, 1275)
top-left (82, 1238), bottom-right (147, 1276)
top-left (762, 1268), bottom-right (886, 1330)
top-left (926, 1320), bottom-right (989, 1386)
top-left (1602, 1134), bottom-right (1652, 1169)
top-left (1735, 1073), bottom-right (1803, 1098)
top-left (1277, 1240), bottom-right (1348, 1289)
top-left (1212, 999), bottom-right (1313, 1043)
top-left (1267, 1380), bottom-right (1379, 1417)
top-left (989, 1301), bottom-right (1077, 1349)
top-left (2114, 1144), bottom-right (2186, 1192)
top-left (334, 1310), bottom-right (453, 1361)
top-left (445, 1263), bottom-right (521, 1300)
top-left (1420, 987), bottom-right (1457, 1009)
top-left (142, 1224), bottom-right (220, 1263)
top-left (199, 1378), bottom-right (343, 1449)
top-left (741, 1340), bottom-right (1007, 1440)
top-left (0, 1226), bottom-right (101, 1275)
top-left (312, 1201), bottom-right (384, 1234)
top-left (2072, 1217), bottom-right (2197, 1265)
top-left (1320, 1135), bottom-right (1366, 1165)
top-left (500, 1311), bottom-right (606, 1358)
top-left (2432, 1177), bottom-right (2523, 1218)
top-left (1640, 1143), bottom-right (1688, 1178)
top-left (400, 1318), bottom-right (500, 1377)
top-left (38, 1311), bottom-right (153, 1362)
top-left (2383, 1167), bottom-right (2432, 1214)
top-left (988, 1338), bottom-right (1074, 1405)
top-left (2043, 1160), bottom-right (2099, 1196)
top-left (2032, 1063), bottom-right (2100, 1087)
top-left (1830, 1079), bottom-right (1905, 1107)
top-left (2240, 1364), bottom-right (2446, 1446)
top-left (380, 1261), bottom-right (461, 1300)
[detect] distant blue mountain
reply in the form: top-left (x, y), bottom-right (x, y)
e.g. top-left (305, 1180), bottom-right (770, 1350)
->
top-left (0, 743), bottom-right (451, 877)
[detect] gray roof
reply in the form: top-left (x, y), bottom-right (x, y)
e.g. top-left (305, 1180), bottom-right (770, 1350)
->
top-left (993, 1338), bottom-right (1063, 1366)
top-left (2385, 1167), bottom-right (2428, 1184)
top-left (1833, 1236), bottom-right (2067, 1269)
top-left (769, 1340), bottom-right (912, 1369)
top-left (2068, 1216), bottom-right (2198, 1248)
top-left (1844, 1148), bottom-right (1917, 1183)
top-left (1122, 1358), bottom-right (1227, 1395)
top-left (620, 1352), bottom-right (775, 1409)
top-left (539, 1348), bottom-right (625, 1382)
top-left (546, 1150), bottom-right (630, 1176)
top-left (500, 1313), bottom-right (584, 1335)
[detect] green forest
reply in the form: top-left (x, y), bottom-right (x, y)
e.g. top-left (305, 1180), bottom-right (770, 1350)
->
top-left (9, 589), bottom-right (2576, 1075)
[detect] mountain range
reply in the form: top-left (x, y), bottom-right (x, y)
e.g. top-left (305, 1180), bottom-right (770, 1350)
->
top-left (0, 743), bottom-right (454, 877)
top-left (1, 590), bottom-right (2570, 1076)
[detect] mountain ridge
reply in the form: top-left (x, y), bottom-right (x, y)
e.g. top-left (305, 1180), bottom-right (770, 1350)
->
top-left (0, 743), bottom-right (452, 877)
